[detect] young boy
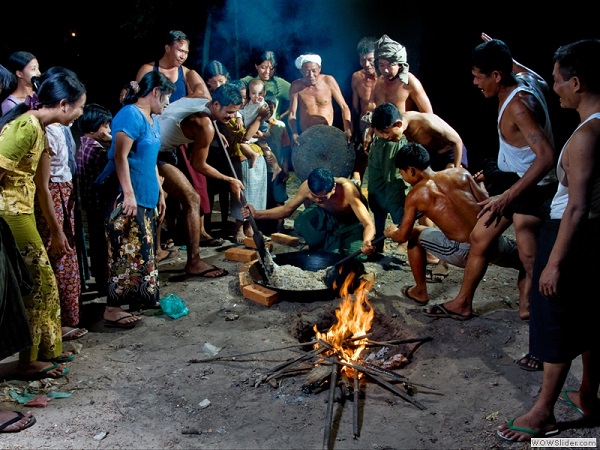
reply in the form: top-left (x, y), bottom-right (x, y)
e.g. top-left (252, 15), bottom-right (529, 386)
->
top-left (75, 103), bottom-right (113, 296)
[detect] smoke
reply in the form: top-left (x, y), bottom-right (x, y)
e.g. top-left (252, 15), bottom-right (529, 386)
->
top-left (195, 0), bottom-right (361, 95)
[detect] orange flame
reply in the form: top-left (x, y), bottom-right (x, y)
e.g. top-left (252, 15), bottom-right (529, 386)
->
top-left (314, 272), bottom-right (374, 376)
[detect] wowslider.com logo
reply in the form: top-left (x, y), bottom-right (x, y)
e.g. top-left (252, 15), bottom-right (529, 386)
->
top-left (531, 437), bottom-right (596, 448)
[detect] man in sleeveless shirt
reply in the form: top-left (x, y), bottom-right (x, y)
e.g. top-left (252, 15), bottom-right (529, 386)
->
top-left (497, 38), bottom-right (600, 443)
top-left (423, 34), bottom-right (557, 324)
top-left (135, 30), bottom-right (210, 102)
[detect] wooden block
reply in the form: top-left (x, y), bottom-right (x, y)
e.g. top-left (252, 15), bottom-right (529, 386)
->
top-left (238, 271), bottom-right (253, 291)
top-left (224, 248), bottom-right (258, 262)
top-left (242, 284), bottom-right (279, 306)
top-left (270, 233), bottom-right (300, 247)
top-left (242, 237), bottom-right (273, 252)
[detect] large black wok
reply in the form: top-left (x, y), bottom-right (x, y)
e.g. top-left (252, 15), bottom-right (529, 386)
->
top-left (249, 250), bottom-right (366, 302)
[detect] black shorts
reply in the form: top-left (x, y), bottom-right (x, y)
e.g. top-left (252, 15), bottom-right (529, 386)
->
top-left (503, 182), bottom-right (557, 219)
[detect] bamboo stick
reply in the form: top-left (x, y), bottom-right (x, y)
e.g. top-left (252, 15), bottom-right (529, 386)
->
top-left (265, 347), bottom-right (327, 381)
top-left (322, 364), bottom-right (338, 450)
top-left (188, 340), bottom-right (317, 363)
top-left (364, 336), bottom-right (433, 347)
top-left (353, 369), bottom-right (359, 438)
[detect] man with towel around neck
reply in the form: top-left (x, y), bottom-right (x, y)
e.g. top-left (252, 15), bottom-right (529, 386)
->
top-left (288, 53), bottom-right (353, 146)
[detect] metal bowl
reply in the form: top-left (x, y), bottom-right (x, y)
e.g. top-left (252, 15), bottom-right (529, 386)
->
top-left (248, 250), bottom-right (365, 302)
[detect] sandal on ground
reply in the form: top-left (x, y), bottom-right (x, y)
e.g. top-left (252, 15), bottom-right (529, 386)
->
top-left (62, 327), bottom-right (88, 341)
top-left (514, 353), bottom-right (543, 371)
top-left (103, 314), bottom-right (142, 329)
top-left (14, 362), bottom-right (70, 381)
top-left (160, 239), bottom-right (175, 250)
top-left (157, 248), bottom-right (180, 262)
top-left (0, 411), bottom-right (36, 433)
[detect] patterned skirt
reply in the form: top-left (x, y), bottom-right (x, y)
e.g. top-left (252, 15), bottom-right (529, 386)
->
top-left (106, 204), bottom-right (160, 308)
top-left (35, 181), bottom-right (81, 327)
top-left (2, 214), bottom-right (63, 361)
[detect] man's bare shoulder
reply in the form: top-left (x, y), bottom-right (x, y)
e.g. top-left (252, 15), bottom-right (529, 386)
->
top-left (290, 79), bottom-right (305, 91)
top-left (135, 63), bottom-right (154, 81)
top-left (336, 178), bottom-right (362, 194)
top-left (181, 111), bottom-right (212, 128)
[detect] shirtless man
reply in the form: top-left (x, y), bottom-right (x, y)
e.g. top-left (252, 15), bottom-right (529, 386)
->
top-left (244, 167), bottom-right (375, 257)
top-left (371, 35), bottom-right (432, 113)
top-left (287, 53), bottom-right (352, 146)
top-left (155, 83), bottom-right (251, 278)
top-left (352, 37), bottom-right (378, 122)
top-left (368, 103), bottom-right (466, 258)
top-left (135, 30), bottom-right (210, 102)
top-left (424, 34), bottom-right (556, 324)
top-left (384, 142), bottom-right (523, 311)
top-left (351, 36), bottom-right (378, 183)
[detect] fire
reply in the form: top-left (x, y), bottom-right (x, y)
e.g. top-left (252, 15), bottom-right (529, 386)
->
top-left (314, 272), bottom-right (374, 376)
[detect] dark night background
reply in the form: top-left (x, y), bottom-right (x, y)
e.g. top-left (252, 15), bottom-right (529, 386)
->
top-left (1, 0), bottom-right (597, 172)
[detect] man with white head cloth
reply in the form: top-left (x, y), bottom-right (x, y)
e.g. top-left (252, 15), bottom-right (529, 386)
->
top-left (369, 35), bottom-right (432, 117)
top-left (287, 53), bottom-right (352, 146)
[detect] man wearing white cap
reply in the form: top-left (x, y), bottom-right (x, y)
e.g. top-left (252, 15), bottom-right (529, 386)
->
top-left (288, 53), bottom-right (352, 146)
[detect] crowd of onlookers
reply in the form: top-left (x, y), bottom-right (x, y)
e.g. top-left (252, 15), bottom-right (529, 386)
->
top-left (1, 28), bottom-right (599, 441)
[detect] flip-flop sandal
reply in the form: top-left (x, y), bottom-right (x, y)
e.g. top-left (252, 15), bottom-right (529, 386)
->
top-left (103, 314), bottom-right (142, 329)
top-left (41, 352), bottom-right (75, 363)
top-left (422, 304), bottom-right (472, 321)
top-left (62, 327), bottom-right (89, 341)
top-left (160, 239), bottom-right (175, 250)
top-left (558, 389), bottom-right (584, 416)
top-left (514, 353), bottom-right (543, 371)
top-left (401, 285), bottom-right (428, 305)
top-left (425, 264), bottom-right (450, 283)
top-left (157, 248), bottom-right (180, 262)
top-left (0, 411), bottom-right (36, 433)
top-left (200, 237), bottom-right (224, 247)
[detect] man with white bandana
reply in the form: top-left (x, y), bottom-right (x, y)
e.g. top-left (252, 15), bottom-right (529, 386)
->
top-left (370, 35), bottom-right (432, 116)
top-left (287, 53), bottom-right (352, 146)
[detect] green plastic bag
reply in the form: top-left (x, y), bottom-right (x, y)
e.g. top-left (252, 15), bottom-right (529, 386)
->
top-left (159, 294), bottom-right (189, 319)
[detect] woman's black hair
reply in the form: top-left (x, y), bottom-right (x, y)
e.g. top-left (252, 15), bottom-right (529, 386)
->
top-left (0, 51), bottom-right (36, 103)
top-left (121, 71), bottom-right (175, 105)
top-left (0, 67), bottom-right (86, 129)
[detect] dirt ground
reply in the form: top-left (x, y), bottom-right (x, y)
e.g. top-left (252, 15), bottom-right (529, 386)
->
top-left (1, 174), bottom-right (598, 450)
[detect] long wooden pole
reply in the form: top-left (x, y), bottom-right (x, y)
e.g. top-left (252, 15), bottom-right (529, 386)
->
top-left (322, 364), bottom-right (338, 450)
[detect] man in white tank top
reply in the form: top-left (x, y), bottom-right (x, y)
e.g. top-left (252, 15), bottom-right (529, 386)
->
top-left (497, 38), bottom-right (600, 443)
top-left (424, 34), bottom-right (556, 330)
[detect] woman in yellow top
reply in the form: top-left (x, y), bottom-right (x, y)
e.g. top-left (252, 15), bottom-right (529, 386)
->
top-left (0, 68), bottom-right (86, 380)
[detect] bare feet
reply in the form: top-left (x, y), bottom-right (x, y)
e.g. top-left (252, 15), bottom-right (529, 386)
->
top-left (103, 307), bottom-right (142, 326)
top-left (235, 229), bottom-right (247, 244)
top-left (271, 165), bottom-right (282, 182)
top-left (518, 298), bottom-right (530, 320)
top-left (243, 221), bottom-right (254, 239)
top-left (426, 252), bottom-right (440, 265)
top-left (249, 152), bottom-right (259, 169)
